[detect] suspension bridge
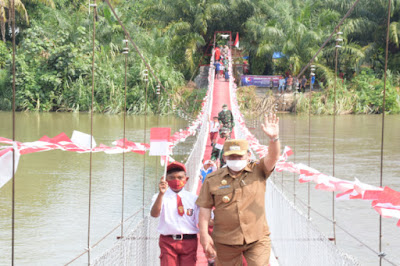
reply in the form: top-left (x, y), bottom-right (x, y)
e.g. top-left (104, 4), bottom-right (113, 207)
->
top-left (1, 0), bottom-right (400, 265)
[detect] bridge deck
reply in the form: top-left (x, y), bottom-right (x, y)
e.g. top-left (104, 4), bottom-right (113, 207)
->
top-left (195, 76), bottom-right (279, 265)
top-left (196, 76), bottom-right (234, 265)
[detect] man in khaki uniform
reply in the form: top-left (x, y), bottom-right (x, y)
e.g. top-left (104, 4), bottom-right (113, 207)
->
top-left (196, 113), bottom-right (280, 266)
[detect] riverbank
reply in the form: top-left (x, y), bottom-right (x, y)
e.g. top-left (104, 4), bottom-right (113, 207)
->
top-left (237, 81), bottom-right (400, 115)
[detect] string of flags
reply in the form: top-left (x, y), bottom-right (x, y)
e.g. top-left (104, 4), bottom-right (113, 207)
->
top-left (0, 82), bottom-right (213, 189)
top-left (1, 49), bottom-right (399, 229)
top-left (227, 57), bottom-right (400, 227)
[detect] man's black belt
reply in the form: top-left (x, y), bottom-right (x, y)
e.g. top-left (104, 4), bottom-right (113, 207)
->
top-left (164, 234), bottom-right (197, 240)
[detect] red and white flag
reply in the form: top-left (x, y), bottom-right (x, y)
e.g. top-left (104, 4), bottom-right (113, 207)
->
top-left (215, 137), bottom-right (226, 150)
top-left (234, 32), bottom-right (239, 48)
top-left (149, 128), bottom-right (171, 156)
top-left (71, 130), bottom-right (96, 149)
top-left (161, 155), bottom-right (175, 166)
top-left (0, 145), bottom-right (20, 189)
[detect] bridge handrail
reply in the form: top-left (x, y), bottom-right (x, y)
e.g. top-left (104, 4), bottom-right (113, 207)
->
top-left (227, 47), bottom-right (361, 266)
top-left (184, 49), bottom-right (215, 194)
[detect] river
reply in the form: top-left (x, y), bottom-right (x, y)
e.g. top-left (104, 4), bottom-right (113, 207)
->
top-left (0, 112), bottom-right (399, 265)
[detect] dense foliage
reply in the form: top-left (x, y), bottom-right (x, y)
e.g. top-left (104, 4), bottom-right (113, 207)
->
top-left (294, 69), bottom-right (400, 114)
top-left (0, 0), bottom-right (399, 114)
top-left (0, 1), bottom-right (203, 114)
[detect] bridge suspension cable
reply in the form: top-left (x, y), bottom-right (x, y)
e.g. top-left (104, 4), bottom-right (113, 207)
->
top-left (11, 0), bottom-right (16, 264)
top-left (379, 0), bottom-right (391, 264)
top-left (65, 0), bottom-right (166, 262)
top-left (103, 0), bottom-right (168, 94)
top-left (5, 0), bottom-right (397, 263)
top-left (332, 27), bottom-right (340, 246)
top-left (120, 36), bottom-right (129, 239)
top-left (87, 0), bottom-right (97, 263)
top-left (296, 0), bottom-right (362, 80)
top-left (142, 70), bottom-right (149, 218)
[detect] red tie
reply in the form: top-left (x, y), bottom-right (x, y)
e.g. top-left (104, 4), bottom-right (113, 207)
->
top-left (177, 194), bottom-right (184, 216)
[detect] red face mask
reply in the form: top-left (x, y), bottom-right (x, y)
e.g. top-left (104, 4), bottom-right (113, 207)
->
top-left (167, 179), bottom-right (186, 190)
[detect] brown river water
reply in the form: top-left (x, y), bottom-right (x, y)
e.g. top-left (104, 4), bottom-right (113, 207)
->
top-left (0, 112), bottom-right (399, 265)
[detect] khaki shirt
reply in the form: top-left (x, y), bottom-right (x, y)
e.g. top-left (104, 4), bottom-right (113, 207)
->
top-left (196, 161), bottom-right (273, 245)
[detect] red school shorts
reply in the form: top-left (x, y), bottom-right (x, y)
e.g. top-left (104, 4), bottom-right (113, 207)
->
top-left (210, 132), bottom-right (218, 142)
top-left (159, 235), bottom-right (198, 266)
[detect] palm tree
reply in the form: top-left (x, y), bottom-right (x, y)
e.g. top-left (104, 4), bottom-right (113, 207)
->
top-left (0, 0), bottom-right (54, 42)
top-left (138, 0), bottom-right (228, 76)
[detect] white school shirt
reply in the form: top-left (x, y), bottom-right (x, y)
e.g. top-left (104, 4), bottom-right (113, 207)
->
top-left (209, 121), bottom-right (220, 133)
top-left (151, 187), bottom-right (199, 235)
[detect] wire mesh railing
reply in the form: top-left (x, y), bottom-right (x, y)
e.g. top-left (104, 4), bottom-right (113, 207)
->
top-left (92, 215), bottom-right (159, 266)
top-left (265, 177), bottom-right (360, 266)
top-left (90, 50), bottom-right (215, 265)
top-left (229, 56), bottom-right (361, 265)
top-left (184, 49), bottom-right (215, 194)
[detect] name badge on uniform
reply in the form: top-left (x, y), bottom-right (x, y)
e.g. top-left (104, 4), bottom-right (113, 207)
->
top-left (186, 208), bottom-right (194, 216)
top-left (219, 185), bottom-right (230, 189)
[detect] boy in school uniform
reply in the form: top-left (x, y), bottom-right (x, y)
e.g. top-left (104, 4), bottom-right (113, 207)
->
top-left (219, 60), bottom-right (225, 79)
top-left (209, 116), bottom-right (220, 146)
top-left (150, 161), bottom-right (199, 266)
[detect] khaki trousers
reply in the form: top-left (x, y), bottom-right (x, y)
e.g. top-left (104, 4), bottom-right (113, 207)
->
top-left (214, 235), bottom-right (271, 266)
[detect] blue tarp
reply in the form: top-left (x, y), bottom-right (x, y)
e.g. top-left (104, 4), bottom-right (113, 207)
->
top-left (272, 52), bottom-right (285, 59)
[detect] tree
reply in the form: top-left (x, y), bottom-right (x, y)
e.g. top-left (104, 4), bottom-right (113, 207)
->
top-left (0, 0), bottom-right (54, 42)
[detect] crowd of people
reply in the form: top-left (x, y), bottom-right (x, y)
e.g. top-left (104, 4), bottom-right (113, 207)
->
top-left (150, 97), bottom-right (281, 265)
top-left (214, 45), bottom-right (230, 82)
top-left (278, 73), bottom-right (315, 94)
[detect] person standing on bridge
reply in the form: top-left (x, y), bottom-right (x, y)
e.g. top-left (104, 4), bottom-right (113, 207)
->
top-left (150, 162), bottom-right (199, 266)
top-left (196, 113), bottom-right (281, 266)
top-left (210, 127), bottom-right (231, 168)
top-left (223, 45), bottom-right (229, 58)
top-left (215, 60), bottom-right (221, 79)
top-left (209, 116), bottom-right (220, 147)
top-left (218, 104), bottom-right (234, 135)
top-left (219, 60), bottom-right (225, 79)
top-left (215, 46), bottom-right (221, 61)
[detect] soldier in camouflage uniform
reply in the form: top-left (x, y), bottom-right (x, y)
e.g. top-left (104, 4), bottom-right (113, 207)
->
top-left (218, 104), bottom-right (234, 135)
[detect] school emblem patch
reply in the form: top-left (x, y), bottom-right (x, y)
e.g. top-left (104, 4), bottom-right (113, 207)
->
top-left (186, 208), bottom-right (194, 216)
top-left (178, 206), bottom-right (185, 216)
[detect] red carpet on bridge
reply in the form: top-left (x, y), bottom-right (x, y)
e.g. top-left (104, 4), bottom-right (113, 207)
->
top-left (196, 77), bottom-right (235, 265)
